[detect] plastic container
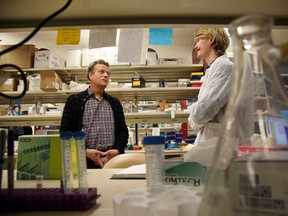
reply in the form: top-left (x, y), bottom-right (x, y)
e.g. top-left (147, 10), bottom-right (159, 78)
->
top-left (74, 131), bottom-right (88, 194)
top-left (143, 136), bottom-right (165, 190)
top-left (60, 131), bottom-right (74, 194)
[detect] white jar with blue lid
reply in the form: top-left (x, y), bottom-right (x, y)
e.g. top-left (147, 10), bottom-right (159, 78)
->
top-left (143, 136), bottom-right (165, 190)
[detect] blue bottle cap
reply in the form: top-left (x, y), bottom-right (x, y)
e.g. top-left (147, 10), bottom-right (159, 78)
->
top-left (60, 131), bottom-right (73, 140)
top-left (74, 131), bottom-right (85, 140)
top-left (143, 136), bottom-right (165, 145)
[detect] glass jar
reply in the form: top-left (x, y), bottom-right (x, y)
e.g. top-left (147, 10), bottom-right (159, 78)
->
top-left (197, 15), bottom-right (288, 216)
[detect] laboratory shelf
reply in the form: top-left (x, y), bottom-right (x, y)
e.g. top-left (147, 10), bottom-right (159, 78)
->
top-left (0, 111), bottom-right (190, 127)
top-left (0, 87), bottom-right (200, 105)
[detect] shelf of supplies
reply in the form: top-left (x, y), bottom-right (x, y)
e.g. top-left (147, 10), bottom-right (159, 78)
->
top-left (0, 87), bottom-right (200, 105)
top-left (125, 149), bottom-right (188, 156)
top-left (3, 64), bottom-right (203, 84)
top-left (0, 115), bottom-right (61, 127)
top-left (124, 111), bottom-right (189, 124)
top-left (0, 111), bottom-right (190, 127)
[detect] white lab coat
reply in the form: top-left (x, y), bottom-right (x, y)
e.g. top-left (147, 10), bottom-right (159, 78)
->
top-left (188, 55), bottom-right (233, 145)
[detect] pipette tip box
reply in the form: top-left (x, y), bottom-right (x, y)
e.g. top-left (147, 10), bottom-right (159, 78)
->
top-left (0, 187), bottom-right (99, 211)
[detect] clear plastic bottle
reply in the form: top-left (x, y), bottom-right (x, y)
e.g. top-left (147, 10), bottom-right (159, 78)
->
top-left (74, 131), bottom-right (88, 194)
top-left (197, 14), bottom-right (288, 216)
top-left (143, 136), bottom-right (165, 190)
top-left (60, 131), bottom-right (74, 194)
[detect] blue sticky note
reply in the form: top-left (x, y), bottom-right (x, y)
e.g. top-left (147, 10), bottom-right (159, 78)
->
top-left (149, 28), bottom-right (173, 46)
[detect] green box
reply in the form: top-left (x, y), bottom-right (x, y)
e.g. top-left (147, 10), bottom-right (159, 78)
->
top-left (17, 134), bottom-right (78, 180)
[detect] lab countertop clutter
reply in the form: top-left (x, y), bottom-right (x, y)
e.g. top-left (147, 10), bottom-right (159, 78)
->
top-left (0, 169), bottom-right (145, 216)
top-left (0, 167), bottom-right (206, 216)
top-left (0, 133), bottom-right (206, 216)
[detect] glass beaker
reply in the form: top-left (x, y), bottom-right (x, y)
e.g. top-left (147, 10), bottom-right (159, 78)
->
top-left (197, 14), bottom-right (288, 216)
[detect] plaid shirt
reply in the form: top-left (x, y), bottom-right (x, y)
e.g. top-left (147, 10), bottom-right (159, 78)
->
top-left (82, 93), bottom-right (115, 151)
top-left (60, 88), bottom-right (128, 154)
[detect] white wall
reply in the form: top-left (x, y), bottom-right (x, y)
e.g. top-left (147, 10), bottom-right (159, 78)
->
top-left (141, 28), bottom-right (195, 64)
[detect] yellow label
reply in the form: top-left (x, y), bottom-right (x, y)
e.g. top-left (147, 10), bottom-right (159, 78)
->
top-left (56, 29), bottom-right (81, 45)
top-left (133, 81), bottom-right (141, 86)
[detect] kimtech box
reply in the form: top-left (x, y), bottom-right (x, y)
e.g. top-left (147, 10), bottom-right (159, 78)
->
top-left (164, 161), bottom-right (209, 187)
top-left (17, 134), bottom-right (78, 180)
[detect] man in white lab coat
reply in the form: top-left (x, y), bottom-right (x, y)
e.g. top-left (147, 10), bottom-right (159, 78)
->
top-left (188, 28), bottom-right (233, 147)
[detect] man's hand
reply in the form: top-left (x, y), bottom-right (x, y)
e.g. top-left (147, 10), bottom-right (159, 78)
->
top-left (100, 149), bottom-right (120, 166)
top-left (86, 149), bottom-right (105, 167)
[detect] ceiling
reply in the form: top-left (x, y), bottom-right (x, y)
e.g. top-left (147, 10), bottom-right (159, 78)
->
top-left (0, 0), bottom-right (288, 30)
top-left (0, 0), bottom-right (288, 64)
top-left (1, 28), bottom-right (288, 63)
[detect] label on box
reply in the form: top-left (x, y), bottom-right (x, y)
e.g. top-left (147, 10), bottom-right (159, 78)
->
top-left (17, 135), bottom-right (77, 180)
top-left (34, 50), bottom-right (61, 68)
top-left (230, 160), bottom-right (288, 215)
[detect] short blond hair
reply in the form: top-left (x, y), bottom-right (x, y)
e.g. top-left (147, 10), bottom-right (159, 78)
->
top-left (194, 28), bottom-right (230, 56)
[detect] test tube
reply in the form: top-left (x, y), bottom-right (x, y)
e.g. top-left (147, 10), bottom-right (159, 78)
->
top-left (7, 129), bottom-right (14, 193)
top-left (60, 131), bottom-right (73, 194)
top-left (0, 130), bottom-right (7, 191)
top-left (143, 136), bottom-right (165, 190)
top-left (74, 131), bottom-right (88, 194)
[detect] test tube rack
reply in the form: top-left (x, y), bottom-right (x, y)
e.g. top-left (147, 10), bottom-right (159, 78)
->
top-left (0, 187), bottom-right (99, 211)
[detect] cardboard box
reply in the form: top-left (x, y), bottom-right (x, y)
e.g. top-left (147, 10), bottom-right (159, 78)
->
top-left (17, 134), bottom-right (78, 180)
top-left (0, 44), bottom-right (36, 69)
top-left (34, 50), bottom-right (61, 68)
top-left (0, 109), bottom-right (8, 115)
top-left (0, 78), bottom-right (19, 91)
top-left (40, 70), bottom-right (62, 91)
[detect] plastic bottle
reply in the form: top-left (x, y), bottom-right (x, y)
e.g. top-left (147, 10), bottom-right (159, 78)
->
top-left (60, 131), bottom-right (74, 194)
top-left (74, 131), bottom-right (88, 194)
top-left (197, 14), bottom-right (288, 216)
top-left (128, 127), bottom-right (134, 146)
top-left (142, 136), bottom-right (165, 190)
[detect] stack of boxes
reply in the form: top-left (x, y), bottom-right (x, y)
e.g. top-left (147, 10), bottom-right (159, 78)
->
top-left (190, 71), bottom-right (204, 87)
top-left (0, 45), bottom-right (62, 92)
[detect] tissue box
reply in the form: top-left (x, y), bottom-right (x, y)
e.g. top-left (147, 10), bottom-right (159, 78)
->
top-left (17, 134), bottom-right (78, 180)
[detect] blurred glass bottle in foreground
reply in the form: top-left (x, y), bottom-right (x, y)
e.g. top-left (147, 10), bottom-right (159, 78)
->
top-left (197, 15), bottom-right (288, 216)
